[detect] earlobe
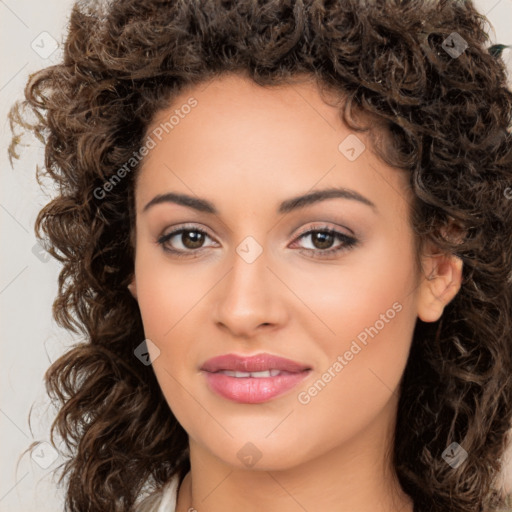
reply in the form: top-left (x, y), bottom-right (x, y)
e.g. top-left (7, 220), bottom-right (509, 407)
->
top-left (128, 276), bottom-right (138, 300)
top-left (417, 252), bottom-right (463, 323)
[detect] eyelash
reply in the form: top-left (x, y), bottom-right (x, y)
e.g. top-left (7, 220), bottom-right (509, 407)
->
top-left (156, 223), bottom-right (359, 259)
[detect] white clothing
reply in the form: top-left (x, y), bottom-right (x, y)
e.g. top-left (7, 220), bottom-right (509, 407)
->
top-left (156, 474), bottom-right (180, 512)
top-left (135, 474), bottom-right (180, 512)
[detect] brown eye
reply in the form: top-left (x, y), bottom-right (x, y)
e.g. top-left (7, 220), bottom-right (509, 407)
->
top-left (290, 226), bottom-right (359, 259)
top-left (157, 225), bottom-right (216, 256)
top-left (157, 224), bottom-right (358, 259)
top-left (179, 230), bottom-right (205, 249)
top-left (309, 231), bottom-right (335, 250)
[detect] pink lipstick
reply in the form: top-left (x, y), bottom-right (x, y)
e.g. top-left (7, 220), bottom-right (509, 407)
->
top-left (200, 353), bottom-right (312, 403)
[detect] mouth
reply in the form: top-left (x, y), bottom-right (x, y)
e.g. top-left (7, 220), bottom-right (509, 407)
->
top-left (214, 369), bottom-right (292, 377)
top-left (200, 353), bottom-right (312, 404)
top-left (200, 352), bottom-right (311, 373)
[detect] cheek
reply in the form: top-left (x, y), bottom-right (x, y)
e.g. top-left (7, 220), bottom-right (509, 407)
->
top-left (133, 248), bottom-right (213, 415)
top-left (294, 298), bottom-right (415, 457)
top-left (134, 244), bottom-right (210, 340)
top-left (291, 235), bottom-right (418, 443)
top-left (133, 255), bottom-right (205, 434)
top-left (288, 268), bottom-right (417, 465)
top-left (283, 225), bottom-right (417, 350)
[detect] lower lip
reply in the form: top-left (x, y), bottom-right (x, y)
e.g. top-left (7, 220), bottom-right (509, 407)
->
top-left (203, 370), bottom-right (311, 404)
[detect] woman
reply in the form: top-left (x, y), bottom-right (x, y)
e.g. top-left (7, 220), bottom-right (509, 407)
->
top-left (8, 0), bottom-right (512, 511)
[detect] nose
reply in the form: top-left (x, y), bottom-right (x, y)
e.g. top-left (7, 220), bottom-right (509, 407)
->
top-left (212, 243), bottom-right (287, 338)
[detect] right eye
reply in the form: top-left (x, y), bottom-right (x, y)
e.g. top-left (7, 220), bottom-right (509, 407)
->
top-left (157, 224), bottom-right (218, 258)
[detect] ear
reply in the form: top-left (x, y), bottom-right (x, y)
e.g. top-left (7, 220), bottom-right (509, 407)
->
top-left (417, 248), bottom-right (463, 323)
top-left (128, 274), bottom-right (138, 300)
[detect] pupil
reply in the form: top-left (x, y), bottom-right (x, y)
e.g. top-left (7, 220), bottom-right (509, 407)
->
top-left (183, 231), bottom-right (204, 249)
top-left (313, 232), bottom-right (333, 249)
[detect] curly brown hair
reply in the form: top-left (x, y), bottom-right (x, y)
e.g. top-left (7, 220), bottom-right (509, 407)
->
top-left (7, 0), bottom-right (512, 511)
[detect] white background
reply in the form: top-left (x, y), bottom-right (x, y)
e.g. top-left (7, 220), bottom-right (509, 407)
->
top-left (1, 1), bottom-right (512, 510)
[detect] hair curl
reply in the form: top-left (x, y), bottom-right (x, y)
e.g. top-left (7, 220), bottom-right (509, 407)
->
top-left (7, 0), bottom-right (512, 511)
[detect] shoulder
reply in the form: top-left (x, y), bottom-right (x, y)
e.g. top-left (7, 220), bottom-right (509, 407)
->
top-left (134, 474), bottom-right (180, 512)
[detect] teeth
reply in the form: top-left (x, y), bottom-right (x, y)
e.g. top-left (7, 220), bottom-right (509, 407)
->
top-left (219, 369), bottom-right (283, 378)
top-left (224, 371), bottom-right (250, 377)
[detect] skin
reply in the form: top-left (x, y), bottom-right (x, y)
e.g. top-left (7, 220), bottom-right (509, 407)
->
top-left (128, 73), bottom-right (463, 512)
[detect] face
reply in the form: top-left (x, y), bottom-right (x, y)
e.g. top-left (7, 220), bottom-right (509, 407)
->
top-left (128, 73), bottom-right (450, 471)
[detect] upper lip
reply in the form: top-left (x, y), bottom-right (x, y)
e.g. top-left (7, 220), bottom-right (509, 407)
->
top-left (200, 353), bottom-right (311, 373)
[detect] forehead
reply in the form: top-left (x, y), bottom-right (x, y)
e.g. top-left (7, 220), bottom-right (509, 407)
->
top-left (135, 73), bottom-right (412, 221)
top-left (147, 73), bottom-right (347, 148)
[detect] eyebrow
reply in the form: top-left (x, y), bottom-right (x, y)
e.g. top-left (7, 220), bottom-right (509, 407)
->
top-left (142, 187), bottom-right (377, 215)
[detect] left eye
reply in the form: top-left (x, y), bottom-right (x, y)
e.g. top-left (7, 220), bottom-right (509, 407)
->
top-left (157, 225), bottom-right (358, 258)
top-left (290, 227), bottom-right (358, 255)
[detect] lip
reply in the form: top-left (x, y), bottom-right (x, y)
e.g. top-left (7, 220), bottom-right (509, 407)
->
top-left (200, 353), bottom-right (311, 373)
top-left (200, 353), bottom-right (312, 404)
